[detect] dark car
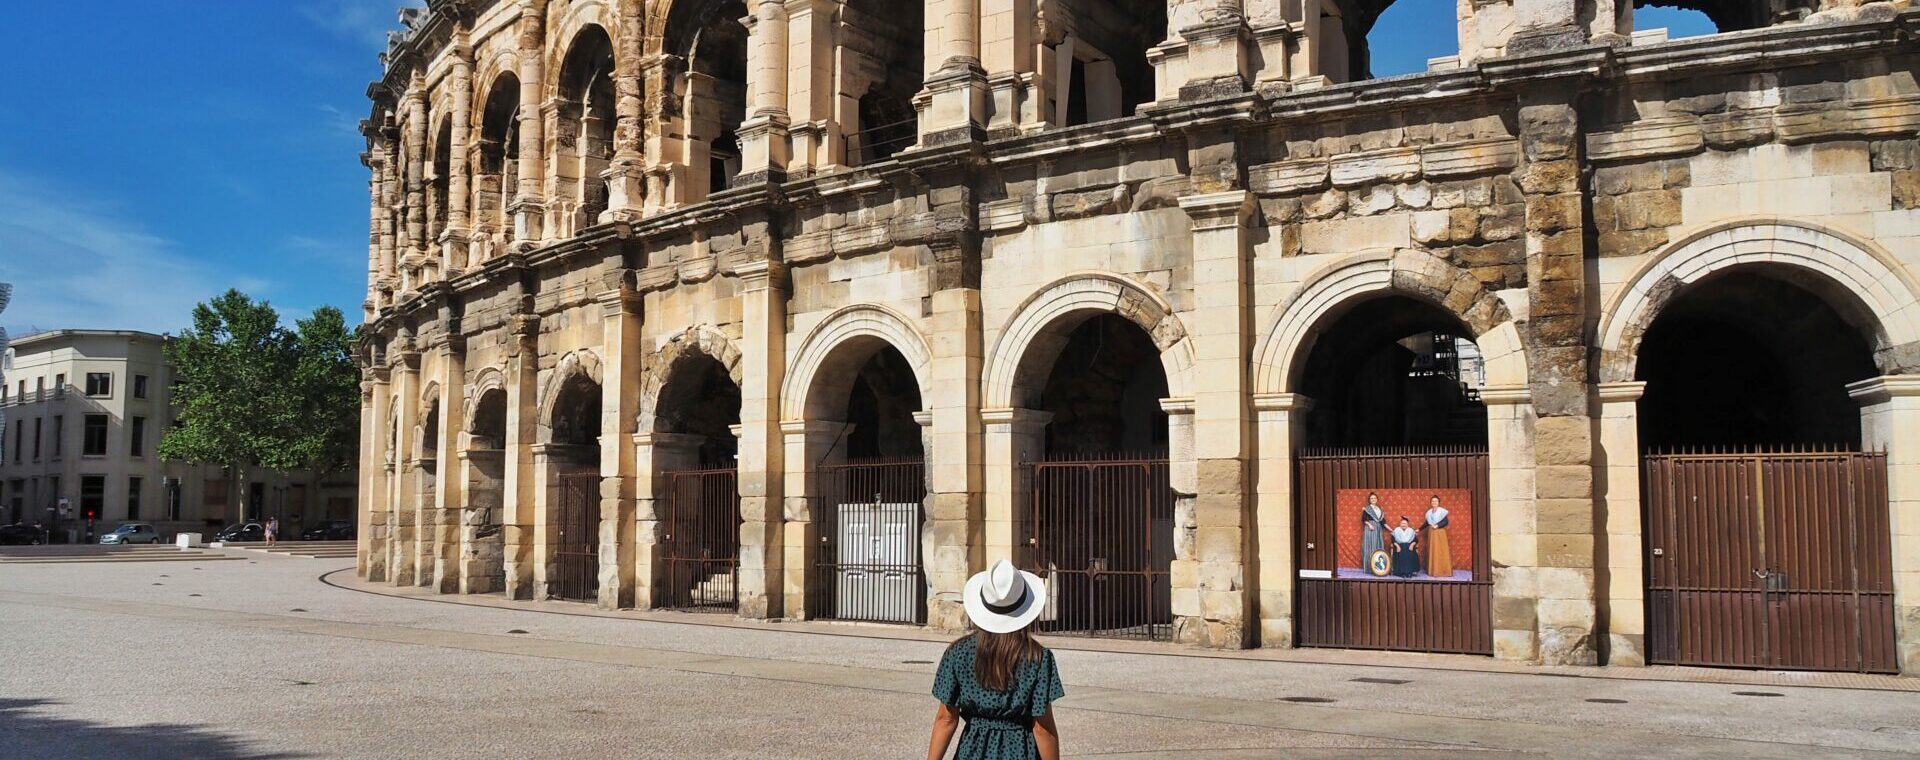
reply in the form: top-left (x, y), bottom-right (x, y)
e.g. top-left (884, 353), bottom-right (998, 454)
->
top-left (0, 524), bottom-right (45, 545)
top-left (215, 522), bottom-right (266, 543)
top-left (301, 520), bottom-right (355, 541)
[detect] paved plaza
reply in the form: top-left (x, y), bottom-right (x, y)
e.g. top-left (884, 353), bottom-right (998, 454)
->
top-left (2, 552), bottom-right (1918, 759)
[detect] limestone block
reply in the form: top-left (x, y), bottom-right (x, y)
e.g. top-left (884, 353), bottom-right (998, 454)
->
top-left (1492, 593), bottom-right (1539, 630)
top-left (1301, 213), bottom-right (1411, 254)
top-left (1538, 533), bottom-right (1596, 568)
top-left (1535, 566), bottom-right (1596, 602)
top-left (1535, 498), bottom-right (1595, 534)
top-left (1493, 629), bottom-right (1538, 662)
top-left (1201, 589), bottom-right (1243, 622)
top-left (1607, 633), bottom-right (1647, 667)
top-left (1329, 148), bottom-right (1421, 189)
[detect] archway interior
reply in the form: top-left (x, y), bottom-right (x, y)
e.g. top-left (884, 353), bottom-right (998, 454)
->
top-left (467, 389), bottom-right (509, 553)
top-left (845, 0), bottom-right (923, 164)
top-left (550, 373), bottom-right (603, 465)
top-left (558, 26), bottom-right (617, 227)
top-left (420, 404), bottom-right (440, 458)
top-left (656, 354), bottom-right (743, 468)
top-left (430, 119), bottom-right (453, 241)
top-left (1036, 314), bottom-right (1168, 455)
top-left (470, 389), bottom-right (507, 450)
top-left (477, 74), bottom-right (521, 247)
top-left (1054, 0), bottom-right (1166, 125)
top-left (666, 0), bottom-right (748, 197)
top-left (843, 345), bottom-right (924, 461)
top-left (1297, 296), bottom-right (1488, 448)
top-left (1636, 270), bottom-right (1877, 449)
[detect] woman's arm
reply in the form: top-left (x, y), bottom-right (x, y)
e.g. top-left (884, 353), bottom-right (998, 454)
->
top-left (1035, 708), bottom-right (1061, 760)
top-left (926, 703), bottom-right (961, 760)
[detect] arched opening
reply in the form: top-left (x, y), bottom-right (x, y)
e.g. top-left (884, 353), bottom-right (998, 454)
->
top-left (666, 0), bottom-right (748, 199)
top-left (805, 342), bottom-right (928, 624)
top-left (1049, 0), bottom-right (1166, 125)
top-left (546, 372), bottom-right (602, 602)
top-left (1632, 1), bottom-right (1804, 35)
top-left (475, 73), bottom-right (520, 262)
top-left (1630, 5), bottom-right (1723, 39)
top-left (653, 352), bottom-right (744, 611)
top-left (844, 0), bottom-right (923, 165)
top-left (429, 119), bottom-right (452, 246)
top-left (1025, 314), bottom-right (1174, 639)
top-left (1292, 294), bottom-right (1492, 655)
top-left (1634, 267), bottom-right (1896, 673)
top-left (556, 26), bottom-right (617, 236)
top-left (1353, 0), bottom-right (1460, 79)
top-left (462, 388), bottom-right (508, 595)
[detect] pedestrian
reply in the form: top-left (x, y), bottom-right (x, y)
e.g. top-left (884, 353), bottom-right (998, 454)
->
top-left (926, 559), bottom-right (1064, 760)
top-left (265, 516), bottom-right (279, 547)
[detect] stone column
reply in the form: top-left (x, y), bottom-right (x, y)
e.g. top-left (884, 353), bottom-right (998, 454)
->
top-left (503, 313), bottom-right (541, 599)
top-left (1176, 188), bottom-right (1255, 648)
top-left (389, 337), bottom-right (421, 586)
top-left (1252, 392), bottom-right (1311, 648)
top-left (917, 0), bottom-right (987, 148)
top-left (362, 370), bottom-right (393, 582)
top-left (530, 444), bottom-right (557, 598)
top-left (781, 420), bottom-right (848, 619)
top-left (597, 279), bottom-right (643, 609)
top-left (736, 1), bottom-right (791, 186)
top-left (1509, 0), bottom-right (1589, 54)
top-left (977, 0), bottom-right (1034, 135)
top-left (380, 127), bottom-right (402, 297)
top-left (511, 0), bottom-right (549, 248)
top-left (403, 75), bottom-right (429, 287)
top-left (633, 432), bottom-right (703, 609)
top-left (925, 283), bottom-right (983, 631)
top-left (363, 151), bottom-right (386, 312)
top-left (981, 408), bottom-right (1049, 568)
top-left (784, 0), bottom-right (837, 171)
top-left (1161, 397), bottom-right (1201, 638)
top-left (432, 335), bottom-right (467, 594)
top-left (1172, 2), bottom-right (1249, 103)
top-left (738, 259), bottom-right (787, 618)
top-left (602, 0), bottom-right (646, 220)
top-left (1850, 375), bottom-right (1920, 675)
top-left (444, 41), bottom-right (475, 275)
top-left (1596, 381), bottom-right (1646, 666)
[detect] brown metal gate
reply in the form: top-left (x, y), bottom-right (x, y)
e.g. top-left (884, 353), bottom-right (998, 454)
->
top-left (808, 458), bottom-right (926, 624)
top-left (1029, 454), bottom-right (1173, 640)
top-left (1644, 448), bottom-right (1895, 673)
top-left (660, 467), bottom-right (740, 612)
top-left (1295, 447), bottom-right (1492, 655)
top-left (552, 471), bottom-right (600, 602)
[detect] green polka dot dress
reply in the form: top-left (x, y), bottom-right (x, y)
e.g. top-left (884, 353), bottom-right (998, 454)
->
top-left (931, 636), bottom-right (1066, 760)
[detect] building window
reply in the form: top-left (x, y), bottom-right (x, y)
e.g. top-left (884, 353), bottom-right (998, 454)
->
top-left (83, 415), bottom-right (109, 457)
top-left (85, 373), bottom-right (112, 398)
top-left (130, 417), bottom-right (146, 458)
top-left (80, 475), bottom-right (105, 521)
top-left (31, 417), bottom-right (41, 460)
top-left (167, 479), bottom-right (182, 521)
top-left (11, 421), bottom-right (20, 463)
top-left (51, 416), bottom-right (62, 459)
top-left (133, 374), bottom-right (149, 400)
top-left (127, 477), bottom-right (143, 520)
top-left (248, 482), bottom-right (265, 521)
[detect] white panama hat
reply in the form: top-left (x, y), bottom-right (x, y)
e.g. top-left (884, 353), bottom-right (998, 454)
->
top-left (963, 559), bottom-right (1048, 634)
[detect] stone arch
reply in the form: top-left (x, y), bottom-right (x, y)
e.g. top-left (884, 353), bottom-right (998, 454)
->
top-left (781, 304), bottom-right (934, 421)
top-left (984, 272), bottom-right (1195, 410)
top-left (417, 381), bottom-right (443, 459)
top-left (464, 367), bottom-right (508, 429)
top-left (547, 3), bottom-right (618, 91)
top-left (638, 324), bottom-right (746, 435)
top-left (1254, 249), bottom-right (1524, 395)
top-left (1597, 219), bottom-right (1920, 383)
top-left (537, 349), bottom-right (605, 443)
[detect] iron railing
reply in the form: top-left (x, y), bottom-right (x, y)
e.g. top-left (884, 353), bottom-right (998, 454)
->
top-left (807, 458), bottom-right (926, 625)
top-left (551, 471), bottom-right (600, 602)
top-left (659, 467), bottom-right (741, 612)
top-left (845, 117), bottom-right (917, 164)
top-left (1028, 452), bottom-right (1173, 641)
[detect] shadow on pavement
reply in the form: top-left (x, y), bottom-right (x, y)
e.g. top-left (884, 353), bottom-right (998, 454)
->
top-left (0, 698), bottom-right (310, 760)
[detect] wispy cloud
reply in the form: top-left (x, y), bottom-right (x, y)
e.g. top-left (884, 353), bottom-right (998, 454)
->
top-left (0, 170), bottom-right (253, 336)
top-left (299, 0), bottom-right (426, 49)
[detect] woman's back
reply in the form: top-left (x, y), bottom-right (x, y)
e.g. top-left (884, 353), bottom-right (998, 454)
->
top-left (931, 635), bottom-right (1064, 760)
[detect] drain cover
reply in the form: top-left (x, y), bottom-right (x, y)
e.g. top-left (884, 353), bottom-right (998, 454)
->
top-left (188, 594), bottom-right (202, 597)
top-left (1279, 696), bottom-right (1336, 704)
top-left (507, 629), bottom-right (529, 634)
top-left (901, 660), bottom-right (934, 665)
top-left (289, 608), bottom-right (307, 613)
top-left (1734, 691), bottom-right (1784, 698)
top-left (1586, 698), bottom-right (1627, 704)
top-left (1350, 677), bottom-right (1410, 685)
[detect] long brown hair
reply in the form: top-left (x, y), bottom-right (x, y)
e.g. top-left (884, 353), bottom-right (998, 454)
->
top-left (965, 628), bottom-right (1045, 692)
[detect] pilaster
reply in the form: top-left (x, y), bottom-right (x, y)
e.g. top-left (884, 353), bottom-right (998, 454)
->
top-left (738, 258), bottom-right (788, 619)
top-left (432, 331), bottom-right (467, 593)
top-left (512, 0), bottom-right (549, 249)
top-left (503, 311), bottom-right (541, 599)
top-left (781, 419), bottom-right (849, 619)
top-left (388, 336), bottom-right (421, 587)
top-left (444, 39), bottom-right (475, 274)
top-left (597, 277), bottom-right (643, 609)
top-left (1252, 392), bottom-right (1312, 648)
top-left (1596, 381), bottom-right (1646, 666)
top-left (981, 407), bottom-right (1050, 569)
top-left (1850, 375), bottom-right (1920, 675)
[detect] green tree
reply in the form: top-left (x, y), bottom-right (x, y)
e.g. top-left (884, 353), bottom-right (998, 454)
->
top-left (286, 305), bottom-right (362, 510)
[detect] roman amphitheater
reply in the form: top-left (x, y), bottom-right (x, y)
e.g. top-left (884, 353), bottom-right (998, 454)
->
top-left (356, 0), bottom-right (1920, 675)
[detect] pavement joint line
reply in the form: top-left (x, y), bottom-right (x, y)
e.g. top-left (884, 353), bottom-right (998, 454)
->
top-left (319, 567), bottom-right (1920, 695)
top-left (0, 587), bottom-right (1904, 760)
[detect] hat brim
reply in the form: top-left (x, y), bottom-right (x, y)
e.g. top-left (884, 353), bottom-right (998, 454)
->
top-left (963, 568), bottom-right (1048, 634)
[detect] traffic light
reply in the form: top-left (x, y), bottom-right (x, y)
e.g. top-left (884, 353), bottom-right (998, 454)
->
top-left (84, 509), bottom-right (95, 521)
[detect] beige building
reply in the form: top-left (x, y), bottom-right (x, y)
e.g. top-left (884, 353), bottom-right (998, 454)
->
top-left (0, 330), bottom-right (355, 541)
top-left (356, 0), bottom-right (1920, 676)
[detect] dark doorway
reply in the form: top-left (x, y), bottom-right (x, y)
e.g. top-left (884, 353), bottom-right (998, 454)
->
top-left (656, 353), bottom-right (743, 612)
top-left (810, 345), bottom-right (927, 624)
top-left (547, 373), bottom-right (602, 602)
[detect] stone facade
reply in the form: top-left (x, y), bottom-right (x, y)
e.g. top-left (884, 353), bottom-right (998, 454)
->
top-left (358, 0), bottom-right (1920, 673)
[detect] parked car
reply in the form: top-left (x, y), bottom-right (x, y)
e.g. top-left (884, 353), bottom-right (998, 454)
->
top-left (215, 522), bottom-right (266, 543)
top-left (301, 520), bottom-right (356, 541)
top-left (100, 523), bottom-right (164, 545)
top-left (0, 524), bottom-right (45, 545)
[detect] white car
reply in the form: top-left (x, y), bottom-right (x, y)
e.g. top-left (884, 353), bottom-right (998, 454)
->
top-left (99, 523), bottom-right (163, 545)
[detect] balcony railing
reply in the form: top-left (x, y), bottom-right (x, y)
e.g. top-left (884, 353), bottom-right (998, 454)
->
top-left (0, 387), bottom-right (70, 408)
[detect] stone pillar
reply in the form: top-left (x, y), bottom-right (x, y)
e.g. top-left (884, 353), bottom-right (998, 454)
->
top-left (1173, 5), bottom-right (1250, 103)
top-left (1252, 392), bottom-right (1311, 648)
top-left (781, 421), bottom-right (848, 619)
top-left (1509, 0), bottom-right (1590, 54)
top-left (457, 446), bottom-right (507, 594)
top-left (379, 128), bottom-right (402, 296)
top-left (531, 444), bottom-right (557, 598)
top-left (1176, 188), bottom-right (1255, 648)
top-left (736, 1), bottom-right (791, 186)
top-left (925, 284), bottom-right (983, 631)
top-left (356, 378), bottom-right (375, 577)
top-left (363, 152), bottom-right (386, 310)
top-left (633, 432), bottom-right (703, 609)
top-left (389, 338), bottom-right (421, 586)
top-left (1161, 398), bottom-right (1201, 638)
top-left (602, 0), bottom-right (646, 220)
top-left (784, 0), bottom-right (838, 172)
top-left (597, 280), bottom-right (643, 609)
top-left (511, 0), bottom-right (548, 248)
top-left (1596, 381), bottom-right (1646, 666)
top-left (403, 75), bottom-right (429, 288)
top-left (444, 41), bottom-right (475, 275)
top-left (1483, 385), bottom-right (1542, 663)
top-left (981, 408), bottom-right (1049, 568)
top-left (432, 336), bottom-right (467, 594)
top-left (503, 313), bottom-right (541, 599)
top-left (977, 0), bottom-right (1034, 136)
top-left (917, 0), bottom-right (987, 148)
top-left (362, 370), bottom-right (393, 582)
top-left (1850, 375), bottom-right (1920, 675)
top-left (738, 259), bottom-right (787, 618)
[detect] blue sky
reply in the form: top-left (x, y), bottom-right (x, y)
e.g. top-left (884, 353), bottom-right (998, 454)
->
top-left (0, 2), bottom-right (1713, 337)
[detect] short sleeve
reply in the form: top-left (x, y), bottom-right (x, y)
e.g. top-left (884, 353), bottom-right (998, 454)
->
top-left (1029, 649), bottom-right (1066, 717)
top-left (931, 646), bottom-right (962, 706)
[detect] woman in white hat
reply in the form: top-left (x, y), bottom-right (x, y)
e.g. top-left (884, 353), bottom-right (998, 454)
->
top-left (925, 559), bottom-right (1064, 760)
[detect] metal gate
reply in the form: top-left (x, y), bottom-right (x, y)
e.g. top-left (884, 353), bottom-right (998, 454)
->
top-left (1029, 454), bottom-right (1173, 640)
top-left (1644, 448), bottom-right (1896, 673)
top-left (808, 458), bottom-right (926, 624)
top-left (660, 467), bottom-right (740, 612)
top-left (1294, 447), bottom-right (1492, 655)
top-left (552, 471), bottom-right (600, 602)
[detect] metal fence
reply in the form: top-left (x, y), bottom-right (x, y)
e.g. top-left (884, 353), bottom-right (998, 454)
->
top-left (551, 471), bottom-right (600, 602)
top-left (1029, 453), bottom-right (1174, 641)
top-left (1644, 447), bottom-right (1895, 673)
top-left (807, 458), bottom-right (926, 625)
top-left (659, 467), bottom-right (740, 612)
